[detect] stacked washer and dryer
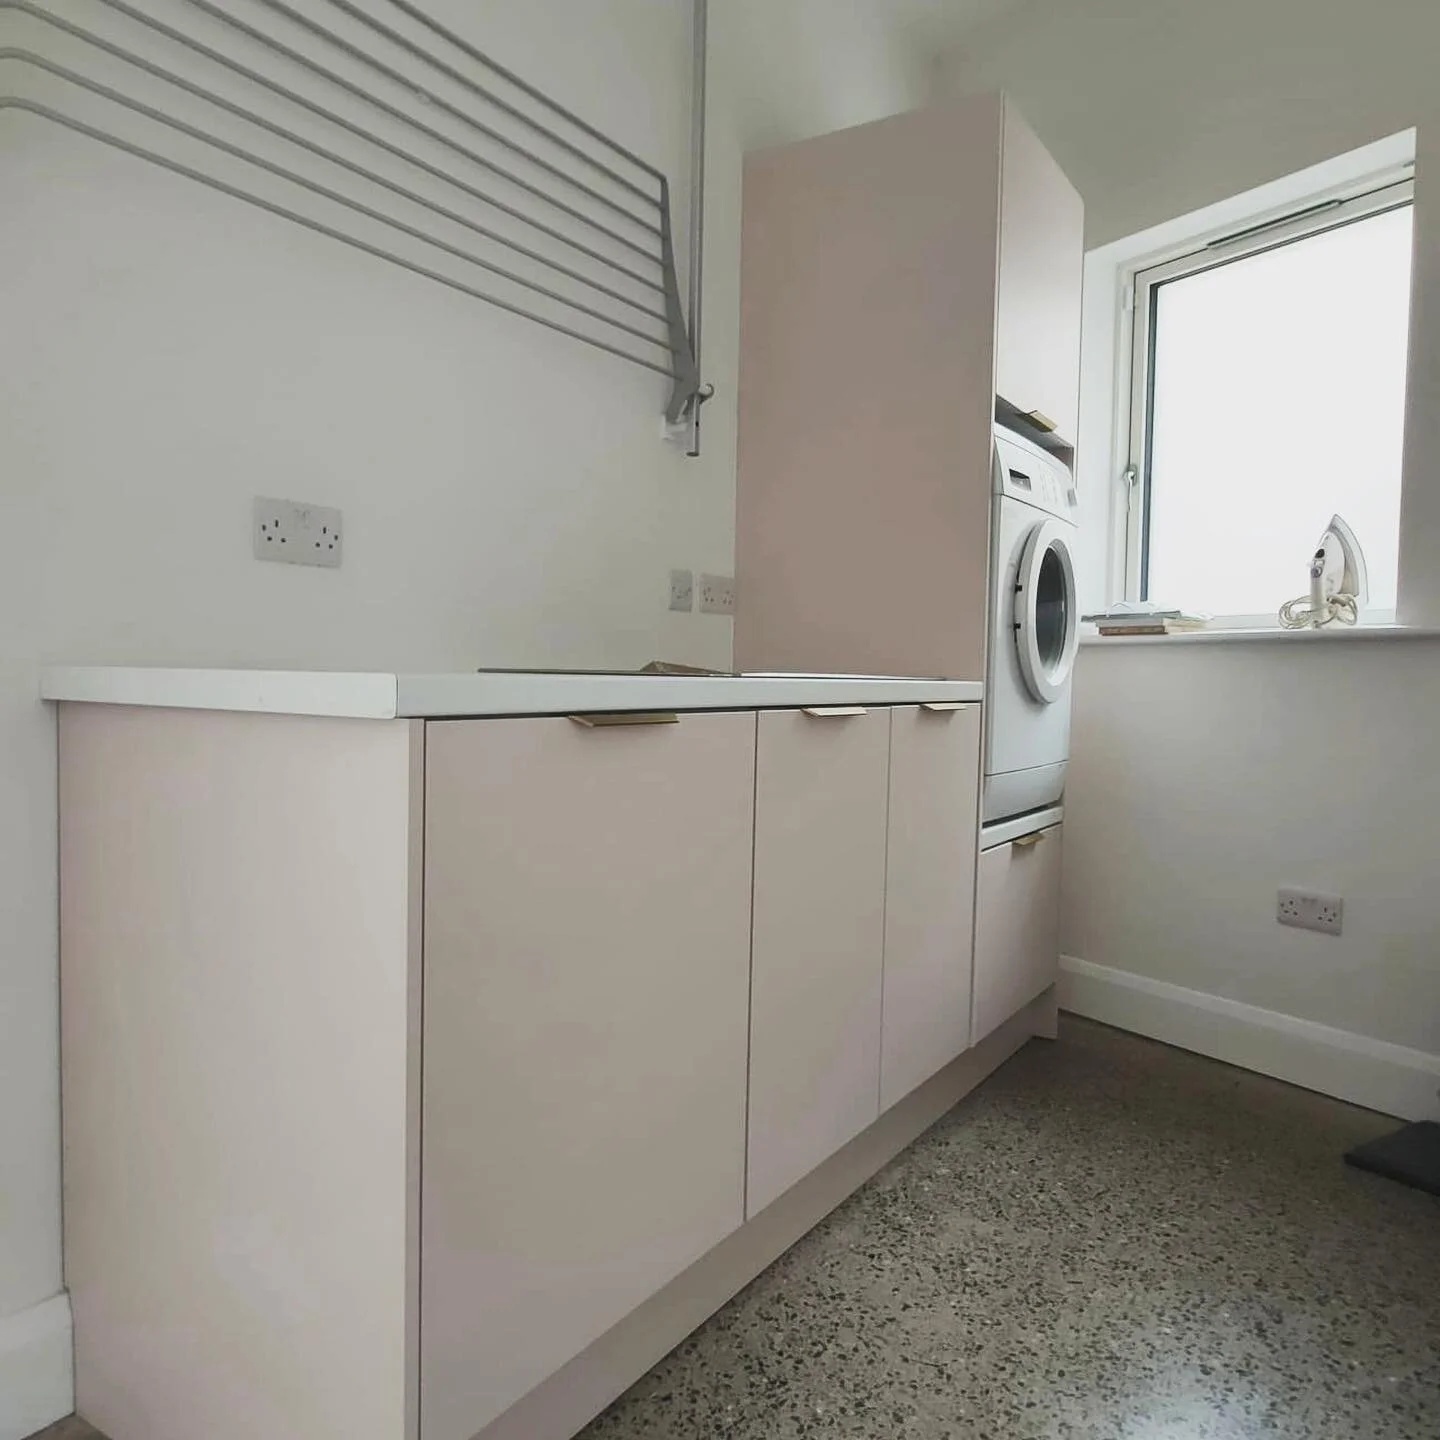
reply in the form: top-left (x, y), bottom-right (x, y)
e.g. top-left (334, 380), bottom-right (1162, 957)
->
top-left (983, 424), bottom-right (1080, 841)
top-left (964, 423), bottom-right (1081, 1042)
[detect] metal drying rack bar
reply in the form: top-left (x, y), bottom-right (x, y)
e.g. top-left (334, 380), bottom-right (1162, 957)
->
top-left (0, 0), bottom-right (708, 435)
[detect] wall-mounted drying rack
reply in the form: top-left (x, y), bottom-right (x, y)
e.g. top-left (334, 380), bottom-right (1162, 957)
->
top-left (0, 0), bottom-right (712, 450)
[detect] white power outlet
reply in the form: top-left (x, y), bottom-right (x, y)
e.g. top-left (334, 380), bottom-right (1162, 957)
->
top-left (254, 497), bottom-right (343, 568)
top-left (1277, 888), bottom-right (1343, 936)
top-left (698, 573), bottom-right (735, 616)
top-left (669, 568), bottom-right (694, 612)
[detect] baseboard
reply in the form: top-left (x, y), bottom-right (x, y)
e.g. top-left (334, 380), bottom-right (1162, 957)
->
top-left (0, 1294), bottom-right (73, 1440)
top-left (1060, 956), bottom-right (1440, 1121)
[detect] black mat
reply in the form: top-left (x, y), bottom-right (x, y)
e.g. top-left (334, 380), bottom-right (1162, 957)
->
top-left (1344, 1121), bottom-right (1440, 1195)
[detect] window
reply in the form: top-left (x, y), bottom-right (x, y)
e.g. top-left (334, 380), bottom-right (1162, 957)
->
top-left (1124, 181), bottom-right (1413, 622)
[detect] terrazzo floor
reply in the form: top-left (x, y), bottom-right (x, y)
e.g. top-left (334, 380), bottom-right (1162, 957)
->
top-left (43, 1018), bottom-right (1440, 1440)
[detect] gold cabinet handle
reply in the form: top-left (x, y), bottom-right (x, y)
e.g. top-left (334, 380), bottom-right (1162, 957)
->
top-left (801, 706), bottom-right (868, 718)
top-left (920, 701), bottom-right (975, 713)
top-left (568, 711), bottom-right (679, 728)
top-left (1023, 409), bottom-right (1059, 433)
top-left (1012, 832), bottom-right (1047, 850)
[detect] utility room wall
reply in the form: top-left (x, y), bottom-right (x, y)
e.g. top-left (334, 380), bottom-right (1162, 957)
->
top-left (0, 2), bottom-right (929, 1423)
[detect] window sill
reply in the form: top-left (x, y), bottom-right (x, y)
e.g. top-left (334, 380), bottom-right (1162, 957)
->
top-left (1080, 624), bottom-right (1440, 648)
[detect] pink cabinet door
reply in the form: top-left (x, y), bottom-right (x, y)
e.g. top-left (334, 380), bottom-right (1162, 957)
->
top-left (419, 713), bottom-right (756, 1440)
top-left (972, 824), bottom-right (1064, 1046)
top-left (880, 704), bottom-right (982, 1111)
top-left (994, 103), bottom-right (1085, 445)
top-left (747, 707), bottom-right (890, 1216)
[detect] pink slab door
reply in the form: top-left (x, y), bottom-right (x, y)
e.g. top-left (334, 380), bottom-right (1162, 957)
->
top-left (972, 824), bottom-right (1063, 1045)
top-left (881, 703), bottom-right (982, 1111)
top-left (747, 706), bottom-right (891, 1217)
top-left (419, 712), bottom-right (756, 1440)
top-left (995, 102), bottom-right (1085, 445)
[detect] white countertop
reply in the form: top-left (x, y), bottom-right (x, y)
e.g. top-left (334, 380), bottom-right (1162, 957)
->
top-left (40, 667), bottom-right (983, 719)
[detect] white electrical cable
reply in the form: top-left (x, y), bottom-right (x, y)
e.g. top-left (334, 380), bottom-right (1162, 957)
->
top-left (1277, 591), bottom-right (1361, 629)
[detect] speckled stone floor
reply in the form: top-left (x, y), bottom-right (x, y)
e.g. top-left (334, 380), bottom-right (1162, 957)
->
top-left (41, 1019), bottom-right (1440, 1440)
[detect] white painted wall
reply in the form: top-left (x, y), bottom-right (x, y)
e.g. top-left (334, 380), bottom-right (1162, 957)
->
top-left (939, 0), bottom-right (1440, 1109)
top-left (1064, 639), bottom-right (1440, 1095)
top-left (0, 2), bottom-right (928, 1429)
top-left (1400, 126), bottom-right (1440, 627)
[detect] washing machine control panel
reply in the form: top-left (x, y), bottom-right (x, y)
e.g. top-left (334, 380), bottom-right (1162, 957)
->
top-left (993, 425), bottom-right (1077, 521)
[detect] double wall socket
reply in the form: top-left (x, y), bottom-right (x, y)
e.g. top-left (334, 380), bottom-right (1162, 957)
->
top-left (698, 573), bottom-right (735, 616)
top-left (254, 497), bottom-right (343, 568)
top-left (1277, 888), bottom-right (1343, 936)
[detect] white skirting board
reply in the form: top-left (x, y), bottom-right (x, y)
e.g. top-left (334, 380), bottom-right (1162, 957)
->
top-left (1060, 956), bottom-right (1440, 1121)
top-left (0, 1293), bottom-right (73, 1440)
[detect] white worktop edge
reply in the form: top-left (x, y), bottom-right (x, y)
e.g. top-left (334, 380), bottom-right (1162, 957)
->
top-left (41, 667), bottom-right (403, 718)
top-left (393, 672), bottom-right (981, 716)
top-left (41, 668), bottom-right (982, 718)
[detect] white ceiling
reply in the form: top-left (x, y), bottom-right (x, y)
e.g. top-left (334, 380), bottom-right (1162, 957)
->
top-left (714, 0), bottom-right (1032, 151)
top-left (878, 0), bottom-right (1036, 64)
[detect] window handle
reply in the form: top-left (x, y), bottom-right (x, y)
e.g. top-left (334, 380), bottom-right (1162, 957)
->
top-left (1121, 463), bottom-right (1139, 513)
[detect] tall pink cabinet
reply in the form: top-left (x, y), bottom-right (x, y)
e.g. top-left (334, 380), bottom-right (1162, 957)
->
top-left (735, 93), bottom-right (1084, 680)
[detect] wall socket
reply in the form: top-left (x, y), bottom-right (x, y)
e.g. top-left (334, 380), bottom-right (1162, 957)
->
top-left (254, 497), bottom-right (343, 568)
top-left (669, 568), bottom-right (694, 612)
top-left (698, 573), bottom-right (735, 616)
top-left (1277, 888), bottom-right (1343, 936)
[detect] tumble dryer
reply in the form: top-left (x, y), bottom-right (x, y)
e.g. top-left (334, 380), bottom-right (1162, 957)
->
top-left (983, 425), bottom-right (1080, 824)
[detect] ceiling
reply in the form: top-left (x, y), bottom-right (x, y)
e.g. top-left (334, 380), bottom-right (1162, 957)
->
top-left (878, 0), bottom-right (1037, 64)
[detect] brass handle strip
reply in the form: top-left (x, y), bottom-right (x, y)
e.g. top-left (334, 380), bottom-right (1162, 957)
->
top-left (568, 711), bottom-right (679, 728)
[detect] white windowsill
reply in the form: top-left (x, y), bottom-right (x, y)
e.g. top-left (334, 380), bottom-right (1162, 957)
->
top-left (1080, 624), bottom-right (1440, 647)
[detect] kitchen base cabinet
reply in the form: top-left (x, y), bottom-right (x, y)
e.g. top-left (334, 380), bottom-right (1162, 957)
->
top-left (52, 680), bottom-right (1059, 1440)
top-left (58, 707), bottom-right (421, 1440)
top-left (973, 823), bottom-right (1064, 1045)
top-left (420, 714), bottom-right (757, 1440)
top-left (747, 707), bottom-right (891, 1216)
top-left (881, 704), bottom-right (982, 1111)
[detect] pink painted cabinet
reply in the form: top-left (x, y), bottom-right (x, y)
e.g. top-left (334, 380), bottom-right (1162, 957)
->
top-left (735, 92), bottom-right (1083, 681)
top-left (972, 824), bottom-right (1064, 1046)
top-left (419, 714), bottom-right (757, 1440)
top-left (880, 704), bottom-right (982, 1112)
top-left (54, 687), bottom-right (1017, 1440)
top-left (747, 707), bottom-right (891, 1216)
top-left (994, 104), bottom-right (1086, 446)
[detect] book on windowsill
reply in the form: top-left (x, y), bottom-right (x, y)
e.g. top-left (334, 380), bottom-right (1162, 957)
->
top-left (1083, 609), bottom-right (1211, 635)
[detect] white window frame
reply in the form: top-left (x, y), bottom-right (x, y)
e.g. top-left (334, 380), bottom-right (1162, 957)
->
top-left (1114, 175), bottom-right (1414, 627)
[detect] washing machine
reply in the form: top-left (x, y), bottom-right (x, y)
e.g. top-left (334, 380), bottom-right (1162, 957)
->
top-left (983, 424), bottom-right (1080, 824)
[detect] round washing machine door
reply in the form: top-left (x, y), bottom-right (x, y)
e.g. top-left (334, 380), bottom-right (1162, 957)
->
top-left (1014, 520), bottom-right (1079, 704)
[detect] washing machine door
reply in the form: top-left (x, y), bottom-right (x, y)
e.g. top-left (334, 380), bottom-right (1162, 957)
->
top-left (1014, 520), bottom-right (1078, 704)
